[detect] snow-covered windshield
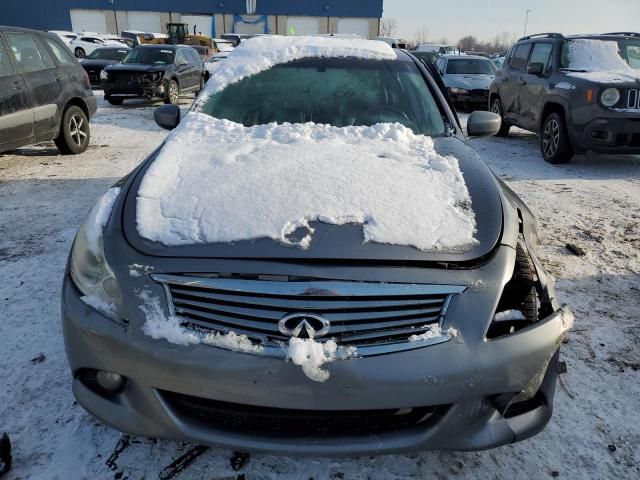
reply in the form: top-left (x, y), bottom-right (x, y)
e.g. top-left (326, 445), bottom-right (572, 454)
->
top-left (561, 38), bottom-right (640, 71)
top-left (122, 48), bottom-right (174, 65)
top-left (200, 57), bottom-right (446, 135)
top-left (446, 58), bottom-right (497, 75)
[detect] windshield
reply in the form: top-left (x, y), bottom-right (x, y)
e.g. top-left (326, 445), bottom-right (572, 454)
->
top-left (412, 51), bottom-right (438, 64)
top-left (561, 38), bottom-right (640, 71)
top-left (122, 48), bottom-right (174, 65)
top-left (446, 58), bottom-right (496, 75)
top-left (200, 57), bottom-right (446, 136)
top-left (87, 48), bottom-right (129, 60)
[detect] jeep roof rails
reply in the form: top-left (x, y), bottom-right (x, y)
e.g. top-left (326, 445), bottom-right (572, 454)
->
top-left (517, 33), bottom-right (564, 42)
top-left (602, 32), bottom-right (640, 37)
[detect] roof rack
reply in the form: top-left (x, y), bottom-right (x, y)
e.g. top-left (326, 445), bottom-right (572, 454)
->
top-left (517, 33), bottom-right (564, 42)
top-left (602, 32), bottom-right (640, 37)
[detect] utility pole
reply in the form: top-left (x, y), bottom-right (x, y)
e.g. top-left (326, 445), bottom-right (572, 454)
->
top-left (108, 0), bottom-right (119, 35)
top-left (523, 9), bottom-right (531, 37)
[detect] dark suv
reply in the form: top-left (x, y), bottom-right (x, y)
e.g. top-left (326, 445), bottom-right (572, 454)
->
top-left (489, 32), bottom-right (640, 163)
top-left (0, 26), bottom-right (97, 154)
top-left (102, 44), bottom-right (204, 105)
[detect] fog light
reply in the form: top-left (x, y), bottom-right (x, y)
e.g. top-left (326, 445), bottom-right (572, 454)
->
top-left (96, 371), bottom-right (124, 391)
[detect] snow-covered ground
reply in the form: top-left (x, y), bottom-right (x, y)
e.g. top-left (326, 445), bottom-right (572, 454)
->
top-left (0, 96), bottom-right (638, 479)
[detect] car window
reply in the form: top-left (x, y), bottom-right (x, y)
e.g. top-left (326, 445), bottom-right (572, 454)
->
top-left (0, 40), bottom-right (14, 77)
top-left (87, 48), bottom-right (129, 60)
top-left (5, 32), bottom-right (55, 73)
top-left (176, 49), bottom-right (188, 64)
top-left (446, 58), bottom-right (497, 75)
top-left (200, 57), bottom-right (446, 136)
top-left (528, 43), bottom-right (553, 72)
top-left (122, 48), bottom-right (174, 65)
top-left (42, 37), bottom-right (75, 64)
top-left (509, 43), bottom-right (532, 71)
top-left (628, 45), bottom-right (640, 68)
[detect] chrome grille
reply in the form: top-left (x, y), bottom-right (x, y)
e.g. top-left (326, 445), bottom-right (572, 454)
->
top-left (627, 89), bottom-right (639, 110)
top-left (153, 274), bottom-right (464, 354)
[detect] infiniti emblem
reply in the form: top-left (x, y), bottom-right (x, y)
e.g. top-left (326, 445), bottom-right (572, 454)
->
top-left (278, 313), bottom-right (331, 339)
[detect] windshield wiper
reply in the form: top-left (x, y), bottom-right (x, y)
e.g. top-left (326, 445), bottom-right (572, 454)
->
top-left (559, 68), bottom-right (589, 72)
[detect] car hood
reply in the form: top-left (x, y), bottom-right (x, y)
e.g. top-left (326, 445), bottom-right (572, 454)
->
top-left (104, 63), bottom-right (169, 73)
top-left (121, 137), bottom-right (503, 263)
top-left (80, 58), bottom-right (120, 68)
top-left (444, 74), bottom-right (494, 90)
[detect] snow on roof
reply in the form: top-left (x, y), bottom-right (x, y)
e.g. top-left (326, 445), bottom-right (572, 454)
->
top-left (195, 35), bottom-right (397, 106)
top-left (136, 113), bottom-right (478, 253)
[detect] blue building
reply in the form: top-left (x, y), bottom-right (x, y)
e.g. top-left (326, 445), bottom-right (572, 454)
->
top-left (2, 0), bottom-right (384, 39)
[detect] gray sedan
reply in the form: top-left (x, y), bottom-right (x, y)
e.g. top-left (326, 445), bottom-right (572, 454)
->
top-left (436, 54), bottom-right (498, 109)
top-left (62, 38), bottom-right (572, 456)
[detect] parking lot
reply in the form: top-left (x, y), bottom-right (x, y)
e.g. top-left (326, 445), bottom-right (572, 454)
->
top-left (1, 92), bottom-right (638, 479)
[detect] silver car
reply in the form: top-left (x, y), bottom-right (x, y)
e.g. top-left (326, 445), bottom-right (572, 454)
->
top-left (62, 39), bottom-right (573, 456)
top-left (436, 54), bottom-right (498, 109)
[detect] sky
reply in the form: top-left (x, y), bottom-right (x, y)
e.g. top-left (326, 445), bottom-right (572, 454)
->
top-left (382, 0), bottom-right (640, 44)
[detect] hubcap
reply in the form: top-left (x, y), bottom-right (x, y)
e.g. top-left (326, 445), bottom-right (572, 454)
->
top-left (69, 115), bottom-right (87, 147)
top-left (542, 118), bottom-right (560, 158)
top-left (170, 83), bottom-right (178, 103)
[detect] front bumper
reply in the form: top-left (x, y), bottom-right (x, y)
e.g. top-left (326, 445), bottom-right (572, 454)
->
top-left (62, 273), bottom-right (573, 455)
top-left (570, 113), bottom-right (640, 154)
top-left (449, 90), bottom-right (489, 109)
top-left (104, 80), bottom-right (165, 100)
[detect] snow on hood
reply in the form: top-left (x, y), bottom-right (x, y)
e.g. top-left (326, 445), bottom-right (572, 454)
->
top-left (136, 113), bottom-right (479, 253)
top-left (85, 187), bottom-right (120, 256)
top-left (564, 39), bottom-right (640, 83)
top-left (195, 35), bottom-right (396, 107)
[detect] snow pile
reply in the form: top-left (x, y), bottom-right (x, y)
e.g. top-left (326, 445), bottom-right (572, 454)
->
top-left (408, 324), bottom-right (459, 342)
top-left (493, 310), bottom-right (526, 322)
top-left (554, 82), bottom-right (576, 90)
top-left (196, 35), bottom-right (396, 103)
top-left (137, 114), bottom-right (478, 253)
top-left (138, 291), bottom-right (263, 353)
top-left (85, 187), bottom-right (120, 255)
top-left (286, 338), bottom-right (357, 383)
top-left (564, 39), bottom-right (640, 83)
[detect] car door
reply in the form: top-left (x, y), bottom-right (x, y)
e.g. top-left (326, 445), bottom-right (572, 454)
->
top-left (518, 42), bottom-right (554, 131)
top-left (175, 49), bottom-right (195, 89)
top-left (187, 48), bottom-right (204, 86)
top-left (5, 31), bottom-right (65, 139)
top-left (499, 42), bottom-right (532, 125)
top-left (0, 32), bottom-right (34, 149)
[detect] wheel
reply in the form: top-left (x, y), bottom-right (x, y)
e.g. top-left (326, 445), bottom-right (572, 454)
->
top-left (74, 47), bottom-right (86, 58)
top-left (164, 79), bottom-right (179, 105)
top-left (54, 105), bottom-right (90, 155)
top-left (491, 98), bottom-right (511, 136)
top-left (541, 112), bottom-right (573, 164)
top-left (106, 97), bottom-right (123, 106)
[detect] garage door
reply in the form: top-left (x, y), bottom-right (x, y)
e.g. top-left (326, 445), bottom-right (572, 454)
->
top-left (180, 15), bottom-right (213, 37)
top-left (337, 18), bottom-right (370, 38)
top-left (126, 11), bottom-right (162, 33)
top-left (286, 17), bottom-right (319, 35)
top-left (70, 9), bottom-right (108, 34)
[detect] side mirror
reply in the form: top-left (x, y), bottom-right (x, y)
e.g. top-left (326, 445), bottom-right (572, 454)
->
top-left (467, 111), bottom-right (501, 138)
top-left (154, 104), bottom-right (180, 130)
top-left (527, 62), bottom-right (544, 76)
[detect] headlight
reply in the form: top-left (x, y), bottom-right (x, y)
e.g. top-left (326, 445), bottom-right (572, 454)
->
top-left (601, 88), bottom-right (621, 107)
top-left (70, 188), bottom-right (123, 320)
top-left (449, 87), bottom-right (469, 94)
top-left (100, 70), bottom-right (109, 81)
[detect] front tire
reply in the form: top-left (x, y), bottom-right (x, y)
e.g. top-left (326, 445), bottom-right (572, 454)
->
top-left (541, 112), bottom-right (573, 164)
top-left (74, 47), bottom-right (86, 58)
top-left (164, 79), bottom-right (179, 105)
top-left (54, 105), bottom-right (90, 155)
top-left (491, 98), bottom-right (511, 136)
top-left (106, 97), bottom-right (124, 106)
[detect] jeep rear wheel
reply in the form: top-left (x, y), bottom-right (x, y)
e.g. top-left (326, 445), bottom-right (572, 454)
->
top-left (54, 105), bottom-right (90, 155)
top-left (541, 112), bottom-right (573, 164)
top-left (164, 79), bottom-right (179, 105)
top-left (491, 98), bottom-right (511, 136)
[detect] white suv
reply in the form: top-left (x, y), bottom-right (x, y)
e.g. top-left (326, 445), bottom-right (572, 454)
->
top-left (69, 35), bottom-right (127, 58)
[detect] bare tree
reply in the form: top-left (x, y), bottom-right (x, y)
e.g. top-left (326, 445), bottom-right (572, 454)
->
top-left (414, 27), bottom-right (429, 45)
top-left (458, 35), bottom-right (478, 52)
top-left (379, 18), bottom-right (398, 38)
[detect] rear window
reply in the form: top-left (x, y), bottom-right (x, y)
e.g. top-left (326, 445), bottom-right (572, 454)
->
top-left (509, 43), bottom-right (532, 71)
top-left (200, 57), bottom-right (446, 136)
top-left (87, 48), bottom-right (129, 60)
top-left (0, 41), bottom-right (14, 77)
top-left (43, 37), bottom-right (75, 64)
top-left (446, 58), bottom-right (496, 75)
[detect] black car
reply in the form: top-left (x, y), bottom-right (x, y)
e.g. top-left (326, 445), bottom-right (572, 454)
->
top-left (101, 44), bottom-right (204, 105)
top-left (490, 32), bottom-right (640, 163)
top-left (79, 46), bottom-right (130, 87)
top-left (0, 26), bottom-right (97, 154)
